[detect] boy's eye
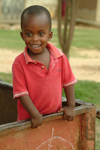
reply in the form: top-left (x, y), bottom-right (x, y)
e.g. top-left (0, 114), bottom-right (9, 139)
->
top-left (39, 32), bottom-right (44, 36)
top-left (26, 33), bottom-right (32, 37)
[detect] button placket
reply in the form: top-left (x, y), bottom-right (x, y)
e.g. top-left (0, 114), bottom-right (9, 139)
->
top-left (42, 66), bottom-right (45, 69)
top-left (34, 62), bottom-right (37, 64)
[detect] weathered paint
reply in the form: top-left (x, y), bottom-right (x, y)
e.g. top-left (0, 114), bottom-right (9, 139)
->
top-left (0, 116), bottom-right (81, 150)
top-left (0, 82), bottom-right (96, 149)
top-left (0, 98), bottom-right (96, 150)
top-left (80, 108), bottom-right (96, 150)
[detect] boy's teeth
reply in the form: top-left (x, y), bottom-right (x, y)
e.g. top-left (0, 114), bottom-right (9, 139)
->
top-left (32, 45), bottom-right (39, 48)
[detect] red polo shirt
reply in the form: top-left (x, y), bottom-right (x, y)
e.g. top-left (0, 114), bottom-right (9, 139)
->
top-left (12, 43), bottom-right (77, 120)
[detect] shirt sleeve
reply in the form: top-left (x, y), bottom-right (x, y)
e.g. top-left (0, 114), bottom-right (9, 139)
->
top-left (62, 54), bottom-right (77, 87)
top-left (12, 58), bottom-right (29, 99)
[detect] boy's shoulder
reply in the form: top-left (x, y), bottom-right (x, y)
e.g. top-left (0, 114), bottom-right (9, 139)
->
top-left (13, 52), bottom-right (24, 64)
top-left (47, 43), bottom-right (69, 62)
top-left (15, 52), bottom-right (24, 59)
top-left (47, 43), bottom-right (64, 58)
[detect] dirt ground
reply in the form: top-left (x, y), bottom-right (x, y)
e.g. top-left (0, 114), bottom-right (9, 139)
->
top-left (70, 47), bottom-right (100, 82)
top-left (0, 47), bottom-right (100, 147)
top-left (0, 47), bottom-right (100, 83)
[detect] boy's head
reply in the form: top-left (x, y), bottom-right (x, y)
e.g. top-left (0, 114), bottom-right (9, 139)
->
top-left (21, 5), bottom-right (52, 30)
top-left (20, 5), bottom-right (53, 55)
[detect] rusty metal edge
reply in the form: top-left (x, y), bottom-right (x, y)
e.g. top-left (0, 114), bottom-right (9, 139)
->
top-left (0, 81), bottom-right (13, 90)
top-left (0, 103), bottom-right (95, 137)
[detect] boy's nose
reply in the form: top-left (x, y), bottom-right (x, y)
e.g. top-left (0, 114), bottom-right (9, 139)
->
top-left (32, 35), bottom-right (38, 42)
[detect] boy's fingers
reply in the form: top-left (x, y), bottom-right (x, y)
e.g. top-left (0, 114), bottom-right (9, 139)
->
top-left (31, 122), bottom-right (38, 128)
top-left (58, 108), bottom-right (64, 112)
top-left (64, 115), bottom-right (74, 121)
top-left (31, 123), bottom-right (35, 128)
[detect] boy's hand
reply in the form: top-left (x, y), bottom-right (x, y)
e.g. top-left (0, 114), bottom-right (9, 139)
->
top-left (31, 114), bottom-right (42, 128)
top-left (58, 106), bottom-right (75, 121)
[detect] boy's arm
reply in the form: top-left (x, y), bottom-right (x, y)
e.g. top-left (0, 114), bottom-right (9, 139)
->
top-left (19, 95), bottom-right (42, 128)
top-left (64, 85), bottom-right (75, 107)
top-left (58, 85), bottom-right (75, 121)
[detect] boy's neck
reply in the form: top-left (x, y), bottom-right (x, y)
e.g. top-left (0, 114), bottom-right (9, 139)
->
top-left (27, 47), bottom-right (47, 60)
top-left (27, 48), bottom-right (50, 70)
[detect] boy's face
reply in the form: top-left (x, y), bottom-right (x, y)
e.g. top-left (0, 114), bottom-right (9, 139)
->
top-left (20, 13), bottom-right (52, 55)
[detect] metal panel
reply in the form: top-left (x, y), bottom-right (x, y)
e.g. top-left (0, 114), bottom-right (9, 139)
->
top-left (0, 98), bottom-right (96, 150)
top-left (0, 81), bottom-right (17, 125)
top-left (0, 81), bottom-right (96, 149)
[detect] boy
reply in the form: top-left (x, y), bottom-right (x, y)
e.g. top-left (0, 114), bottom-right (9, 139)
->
top-left (12, 5), bottom-right (77, 128)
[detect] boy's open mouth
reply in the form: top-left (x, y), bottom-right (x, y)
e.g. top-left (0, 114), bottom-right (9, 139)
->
top-left (32, 45), bottom-right (40, 48)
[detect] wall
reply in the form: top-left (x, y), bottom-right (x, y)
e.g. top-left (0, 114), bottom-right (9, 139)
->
top-left (0, 0), bottom-right (24, 23)
top-left (24, 0), bottom-right (58, 19)
top-left (96, 0), bottom-right (100, 22)
top-left (77, 0), bottom-right (97, 21)
top-left (0, 0), bottom-right (100, 25)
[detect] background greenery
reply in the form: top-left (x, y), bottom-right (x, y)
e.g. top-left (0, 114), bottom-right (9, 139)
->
top-left (0, 27), bottom-right (100, 149)
top-left (0, 27), bottom-right (100, 107)
top-left (0, 28), bottom-right (100, 50)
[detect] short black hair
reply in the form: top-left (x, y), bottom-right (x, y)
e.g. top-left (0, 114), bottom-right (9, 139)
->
top-left (21, 5), bottom-right (52, 30)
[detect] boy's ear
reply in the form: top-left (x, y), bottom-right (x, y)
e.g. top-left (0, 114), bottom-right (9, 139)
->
top-left (48, 31), bottom-right (53, 41)
top-left (20, 31), bottom-right (25, 41)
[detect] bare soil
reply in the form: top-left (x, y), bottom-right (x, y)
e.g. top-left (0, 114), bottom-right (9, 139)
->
top-left (0, 47), bottom-right (100, 83)
top-left (70, 47), bottom-right (100, 82)
top-left (0, 47), bottom-right (100, 145)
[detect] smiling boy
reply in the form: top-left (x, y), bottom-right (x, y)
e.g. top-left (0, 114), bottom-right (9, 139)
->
top-left (12, 5), bottom-right (77, 128)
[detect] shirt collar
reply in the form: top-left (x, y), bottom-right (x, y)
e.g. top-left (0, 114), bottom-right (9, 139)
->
top-left (46, 42), bottom-right (63, 58)
top-left (24, 46), bottom-right (33, 64)
top-left (24, 43), bottom-right (63, 64)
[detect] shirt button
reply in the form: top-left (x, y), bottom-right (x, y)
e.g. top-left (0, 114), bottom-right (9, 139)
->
top-left (34, 62), bottom-right (37, 64)
top-left (42, 66), bottom-right (44, 69)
